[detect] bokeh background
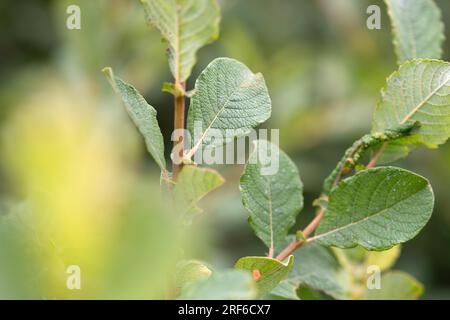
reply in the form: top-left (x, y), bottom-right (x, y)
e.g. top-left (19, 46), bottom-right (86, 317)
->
top-left (0, 0), bottom-right (449, 299)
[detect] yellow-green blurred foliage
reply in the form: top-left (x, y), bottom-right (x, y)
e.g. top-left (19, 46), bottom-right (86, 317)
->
top-left (0, 0), bottom-right (450, 298)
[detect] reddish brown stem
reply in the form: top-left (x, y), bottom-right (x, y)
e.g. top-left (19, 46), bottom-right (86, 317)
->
top-left (276, 207), bottom-right (325, 261)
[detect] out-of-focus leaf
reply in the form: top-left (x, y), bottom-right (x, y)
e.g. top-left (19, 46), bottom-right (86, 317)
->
top-left (362, 271), bottom-right (423, 300)
top-left (239, 140), bottom-right (303, 253)
top-left (235, 255), bottom-right (294, 298)
top-left (385, 0), bottom-right (444, 64)
top-left (174, 260), bottom-right (212, 296)
top-left (364, 245), bottom-right (401, 272)
top-left (174, 165), bottom-right (224, 218)
top-left (141, 0), bottom-right (220, 82)
top-left (187, 58), bottom-right (271, 150)
top-left (269, 280), bottom-right (300, 300)
top-left (178, 269), bottom-right (257, 300)
top-left (315, 167), bottom-right (434, 250)
top-left (103, 67), bottom-right (166, 173)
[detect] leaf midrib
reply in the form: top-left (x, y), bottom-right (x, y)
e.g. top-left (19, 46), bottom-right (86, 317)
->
top-left (313, 184), bottom-right (427, 242)
top-left (400, 74), bottom-right (449, 124)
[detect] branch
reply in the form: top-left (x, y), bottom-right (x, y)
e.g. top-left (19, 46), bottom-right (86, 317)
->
top-left (172, 81), bottom-right (186, 180)
top-left (275, 122), bottom-right (420, 261)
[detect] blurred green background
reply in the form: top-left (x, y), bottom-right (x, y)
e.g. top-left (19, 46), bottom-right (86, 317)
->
top-left (0, 0), bottom-right (449, 299)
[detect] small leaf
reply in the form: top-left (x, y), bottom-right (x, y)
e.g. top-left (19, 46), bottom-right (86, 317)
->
top-left (178, 269), bottom-right (257, 300)
top-left (362, 271), bottom-right (423, 300)
top-left (174, 260), bottom-right (212, 296)
top-left (141, 0), bottom-right (220, 82)
top-left (364, 245), bottom-right (401, 272)
top-left (239, 140), bottom-right (303, 253)
top-left (372, 60), bottom-right (450, 149)
top-left (103, 67), bottom-right (166, 173)
top-left (235, 255), bottom-right (294, 298)
top-left (314, 167), bottom-right (434, 250)
top-left (385, 0), bottom-right (444, 64)
top-left (174, 165), bottom-right (224, 218)
top-left (187, 58), bottom-right (271, 151)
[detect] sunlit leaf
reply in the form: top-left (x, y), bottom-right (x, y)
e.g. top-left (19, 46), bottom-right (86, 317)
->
top-left (235, 255), bottom-right (294, 298)
top-left (363, 271), bottom-right (423, 300)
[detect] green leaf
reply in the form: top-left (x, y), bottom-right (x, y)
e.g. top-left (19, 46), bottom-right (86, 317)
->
top-left (289, 243), bottom-right (347, 299)
top-left (178, 269), bottom-right (257, 300)
top-left (314, 167), bottom-right (434, 250)
top-left (174, 260), bottom-right (212, 296)
top-left (239, 140), bottom-right (303, 253)
top-left (103, 67), bottom-right (166, 173)
top-left (385, 0), bottom-right (444, 64)
top-left (235, 255), bottom-right (294, 298)
top-left (174, 165), bottom-right (224, 219)
top-left (270, 280), bottom-right (300, 300)
top-left (141, 0), bottom-right (220, 82)
top-left (362, 271), bottom-right (423, 300)
top-left (373, 59), bottom-right (450, 148)
top-left (187, 58), bottom-right (271, 151)
top-left (364, 245), bottom-right (401, 272)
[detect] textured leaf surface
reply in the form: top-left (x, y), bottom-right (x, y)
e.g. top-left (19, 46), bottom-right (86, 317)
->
top-left (363, 271), bottom-right (423, 300)
top-left (187, 58), bottom-right (271, 150)
top-left (315, 167), bottom-right (434, 250)
top-left (178, 270), bottom-right (257, 300)
top-left (289, 243), bottom-right (347, 299)
top-left (235, 256), bottom-right (294, 298)
top-left (174, 165), bottom-right (224, 216)
top-left (385, 0), bottom-right (444, 64)
top-left (373, 60), bottom-right (450, 148)
top-left (240, 140), bottom-right (303, 252)
top-left (141, 0), bottom-right (220, 82)
top-left (103, 68), bottom-right (166, 172)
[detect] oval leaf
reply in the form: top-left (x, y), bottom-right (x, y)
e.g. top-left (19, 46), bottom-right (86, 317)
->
top-left (239, 140), bottom-right (303, 253)
top-left (235, 255), bottom-right (294, 298)
top-left (373, 59), bottom-right (450, 148)
top-left (314, 167), bottom-right (434, 250)
top-left (141, 0), bottom-right (220, 82)
top-left (187, 58), bottom-right (271, 151)
top-left (385, 0), bottom-right (444, 64)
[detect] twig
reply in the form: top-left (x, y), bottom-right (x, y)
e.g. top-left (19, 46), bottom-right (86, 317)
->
top-left (172, 81), bottom-right (186, 179)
